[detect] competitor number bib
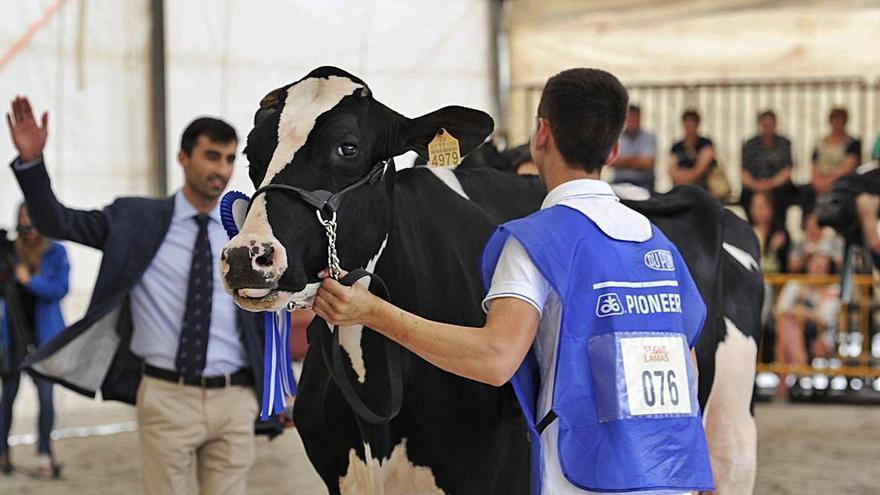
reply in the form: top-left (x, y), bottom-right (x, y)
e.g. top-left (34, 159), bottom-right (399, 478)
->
top-left (620, 335), bottom-right (692, 416)
top-left (588, 332), bottom-right (698, 422)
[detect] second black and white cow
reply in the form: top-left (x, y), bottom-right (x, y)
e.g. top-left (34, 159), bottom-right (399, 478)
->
top-left (816, 167), bottom-right (880, 244)
top-left (221, 66), bottom-right (762, 494)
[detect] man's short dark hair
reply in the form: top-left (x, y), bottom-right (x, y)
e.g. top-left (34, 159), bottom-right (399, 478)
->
top-left (537, 68), bottom-right (628, 173)
top-left (682, 109), bottom-right (701, 124)
top-left (628, 104), bottom-right (641, 115)
top-left (180, 117), bottom-right (238, 156)
top-left (758, 110), bottom-right (776, 123)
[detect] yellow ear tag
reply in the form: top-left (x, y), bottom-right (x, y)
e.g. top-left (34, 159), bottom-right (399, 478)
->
top-left (427, 128), bottom-right (461, 168)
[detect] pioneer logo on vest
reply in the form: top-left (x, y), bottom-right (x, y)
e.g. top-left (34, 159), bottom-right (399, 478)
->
top-left (642, 344), bottom-right (671, 363)
top-left (596, 293), bottom-right (625, 317)
top-left (596, 292), bottom-right (683, 317)
top-left (644, 249), bottom-right (675, 271)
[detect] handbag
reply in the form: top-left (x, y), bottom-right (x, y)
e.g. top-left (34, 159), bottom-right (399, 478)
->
top-left (705, 161), bottom-right (731, 202)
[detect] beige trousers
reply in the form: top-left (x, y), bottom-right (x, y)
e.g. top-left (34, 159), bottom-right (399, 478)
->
top-left (136, 375), bottom-right (259, 495)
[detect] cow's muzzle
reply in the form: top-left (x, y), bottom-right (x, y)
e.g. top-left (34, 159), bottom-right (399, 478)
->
top-left (221, 233), bottom-right (292, 311)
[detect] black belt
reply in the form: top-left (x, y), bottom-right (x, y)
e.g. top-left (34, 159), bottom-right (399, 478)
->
top-left (143, 364), bottom-right (254, 389)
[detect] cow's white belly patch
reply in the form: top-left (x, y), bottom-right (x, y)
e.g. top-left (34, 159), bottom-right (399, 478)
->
top-left (338, 235), bottom-right (389, 383)
top-left (339, 439), bottom-right (444, 495)
top-left (703, 317), bottom-right (758, 494)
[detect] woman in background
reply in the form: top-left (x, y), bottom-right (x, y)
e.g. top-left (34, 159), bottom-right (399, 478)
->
top-left (749, 192), bottom-right (789, 274)
top-left (803, 108), bottom-right (861, 211)
top-left (668, 109), bottom-right (717, 189)
top-left (775, 251), bottom-right (840, 367)
top-left (0, 204), bottom-right (68, 477)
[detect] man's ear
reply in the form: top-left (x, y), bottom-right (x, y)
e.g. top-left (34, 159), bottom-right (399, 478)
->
top-left (400, 106), bottom-right (494, 159)
top-left (604, 141), bottom-right (621, 166)
top-left (178, 149), bottom-right (188, 167)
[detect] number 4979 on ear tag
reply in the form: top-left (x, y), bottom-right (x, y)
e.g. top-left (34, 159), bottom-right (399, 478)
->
top-left (428, 128), bottom-right (461, 167)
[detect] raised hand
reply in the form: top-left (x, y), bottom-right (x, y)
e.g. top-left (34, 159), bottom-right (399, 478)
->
top-left (6, 96), bottom-right (48, 162)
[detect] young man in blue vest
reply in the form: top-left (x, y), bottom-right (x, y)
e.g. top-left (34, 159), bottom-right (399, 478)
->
top-left (314, 68), bottom-right (714, 494)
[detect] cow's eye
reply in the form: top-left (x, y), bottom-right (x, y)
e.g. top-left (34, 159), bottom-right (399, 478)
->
top-left (337, 143), bottom-right (358, 158)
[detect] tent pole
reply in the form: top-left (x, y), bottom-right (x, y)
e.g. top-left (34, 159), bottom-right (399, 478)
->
top-left (149, 0), bottom-right (167, 197)
top-left (489, 0), bottom-right (507, 144)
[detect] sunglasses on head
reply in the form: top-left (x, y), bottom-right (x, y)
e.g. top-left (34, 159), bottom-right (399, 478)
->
top-left (16, 225), bottom-right (34, 235)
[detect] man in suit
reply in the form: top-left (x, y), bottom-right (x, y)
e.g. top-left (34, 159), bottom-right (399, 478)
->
top-left (6, 96), bottom-right (280, 494)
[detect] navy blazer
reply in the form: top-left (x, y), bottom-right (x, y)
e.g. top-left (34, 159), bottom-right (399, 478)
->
top-left (12, 158), bottom-right (282, 436)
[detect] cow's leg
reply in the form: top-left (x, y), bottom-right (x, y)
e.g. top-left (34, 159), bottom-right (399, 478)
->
top-left (702, 317), bottom-right (757, 494)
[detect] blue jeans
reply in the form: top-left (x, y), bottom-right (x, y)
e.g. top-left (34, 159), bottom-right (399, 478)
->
top-left (0, 368), bottom-right (55, 456)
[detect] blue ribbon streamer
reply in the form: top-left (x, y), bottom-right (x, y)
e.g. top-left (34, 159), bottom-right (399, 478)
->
top-left (221, 190), bottom-right (298, 421)
top-left (260, 311), bottom-right (298, 420)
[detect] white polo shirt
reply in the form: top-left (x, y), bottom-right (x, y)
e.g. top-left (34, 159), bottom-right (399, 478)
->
top-left (483, 179), bottom-right (688, 495)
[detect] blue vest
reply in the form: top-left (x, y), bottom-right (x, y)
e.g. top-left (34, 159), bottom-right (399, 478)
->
top-left (481, 205), bottom-right (714, 494)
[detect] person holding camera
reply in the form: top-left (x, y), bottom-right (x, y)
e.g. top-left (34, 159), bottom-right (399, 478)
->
top-left (0, 204), bottom-right (69, 477)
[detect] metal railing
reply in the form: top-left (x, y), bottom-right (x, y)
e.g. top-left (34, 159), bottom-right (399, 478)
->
top-left (509, 77), bottom-right (880, 192)
top-left (757, 273), bottom-right (877, 379)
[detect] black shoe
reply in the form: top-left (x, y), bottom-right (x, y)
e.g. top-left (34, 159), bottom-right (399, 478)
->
top-left (0, 456), bottom-right (13, 476)
top-left (36, 454), bottom-right (61, 479)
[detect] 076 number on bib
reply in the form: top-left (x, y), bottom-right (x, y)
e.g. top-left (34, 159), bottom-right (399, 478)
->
top-left (620, 336), bottom-right (692, 416)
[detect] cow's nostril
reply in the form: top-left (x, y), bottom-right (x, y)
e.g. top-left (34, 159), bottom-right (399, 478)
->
top-left (255, 244), bottom-right (275, 267)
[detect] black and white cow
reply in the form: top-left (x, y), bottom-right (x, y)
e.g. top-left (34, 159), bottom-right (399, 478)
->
top-left (816, 167), bottom-right (880, 244)
top-left (221, 66), bottom-right (761, 494)
top-left (222, 67), bottom-right (528, 494)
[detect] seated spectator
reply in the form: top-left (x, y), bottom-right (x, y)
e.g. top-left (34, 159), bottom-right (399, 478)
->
top-left (803, 108), bottom-right (862, 210)
top-left (856, 192), bottom-right (880, 268)
top-left (609, 104), bottom-right (656, 191)
top-left (669, 109), bottom-right (731, 200)
top-left (775, 251), bottom-right (840, 366)
top-left (749, 192), bottom-right (789, 274)
top-left (740, 110), bottom-right (796, 226)
top-left (788, 211), bottom-right (843, 273)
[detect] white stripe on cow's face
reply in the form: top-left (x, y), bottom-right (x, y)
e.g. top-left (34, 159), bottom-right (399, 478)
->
top-left (223, 76), bottom-right (364, 311)
top-left (703, 317), bottom-right (758, 494)
top-left (239, 75), bottom-right (364, 238)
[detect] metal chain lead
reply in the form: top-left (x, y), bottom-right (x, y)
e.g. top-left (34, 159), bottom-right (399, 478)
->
top-left (286, 210), bottom-right (341, 312)
top-left (317, 210), bottom-right (342, 280)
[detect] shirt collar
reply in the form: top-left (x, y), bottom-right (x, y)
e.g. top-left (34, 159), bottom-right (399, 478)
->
top-left (541, 178), bottom-right (618, 210)
top-left (173, 190), bottom-right (222, 224)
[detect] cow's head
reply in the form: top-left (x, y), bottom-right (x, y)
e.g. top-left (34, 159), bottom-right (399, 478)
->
top-left (815, 168), bottom-right (880, 244)
top-left (220, 66), bottom-right (493, 311)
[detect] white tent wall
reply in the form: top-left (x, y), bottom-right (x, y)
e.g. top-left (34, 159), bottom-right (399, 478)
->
top-left (164, 0), bottom-right (496, 194)
top-left (507, 0), bottom-right (880, 86)
top-left (505, 0), bottom-right (880, 192)
top-left (0, 0), bottom-right (153, 318)
top-left (1, 0), bottom-right (495, 321)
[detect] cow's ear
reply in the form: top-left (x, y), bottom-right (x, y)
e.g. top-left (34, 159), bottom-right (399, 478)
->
top-left (402, 106), bottom-right (494, 159)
